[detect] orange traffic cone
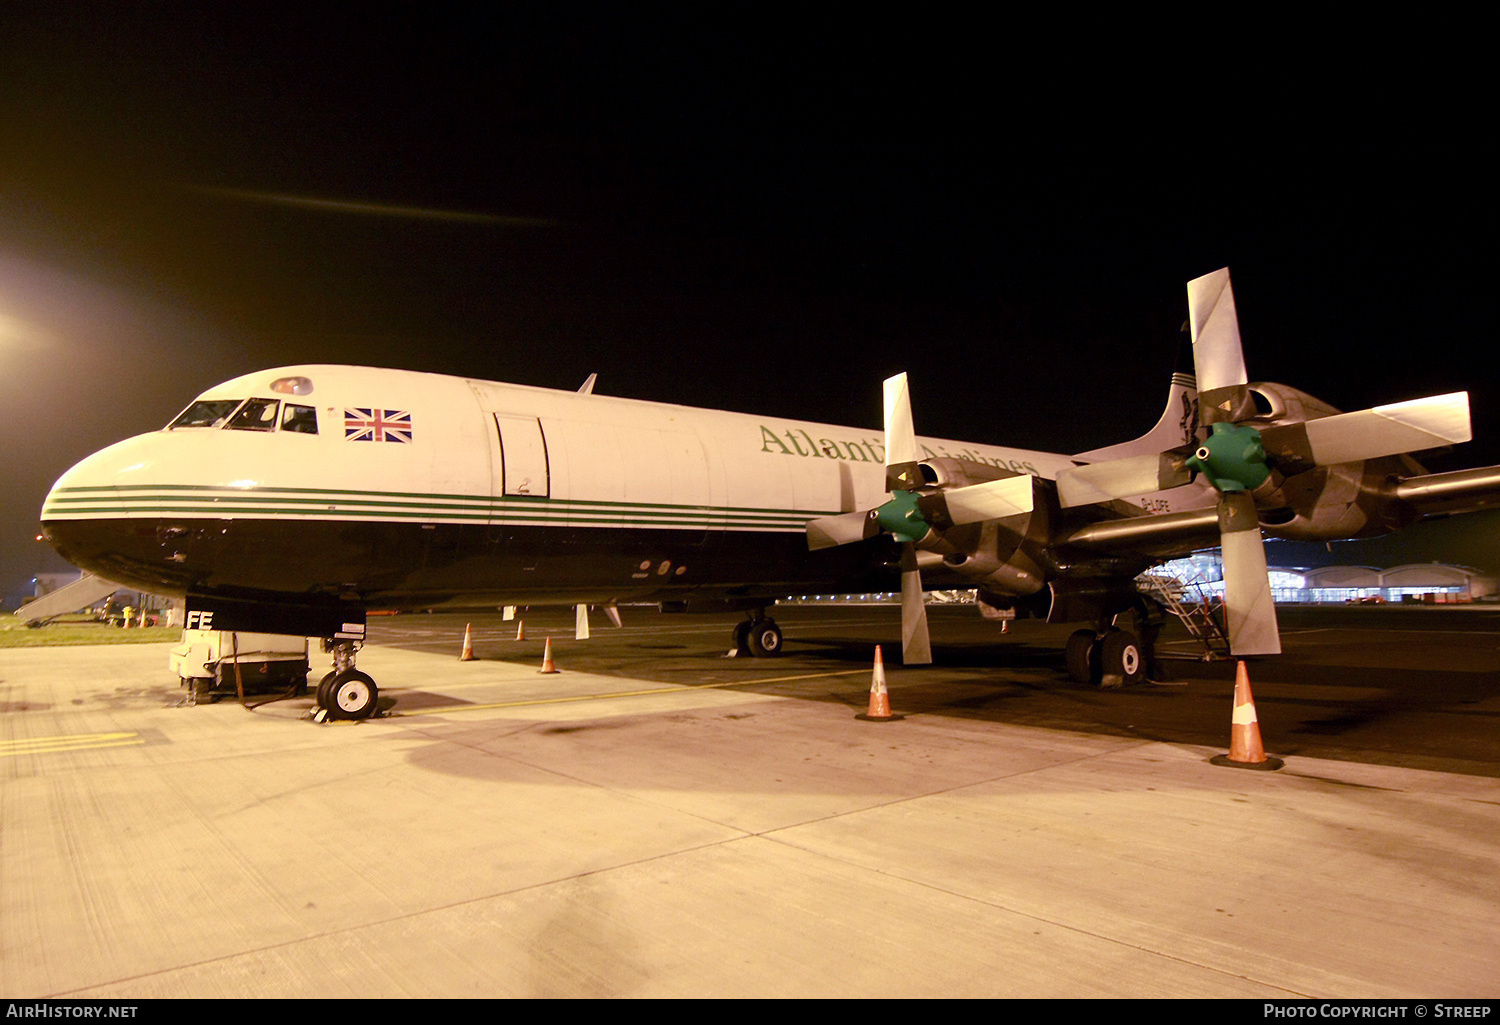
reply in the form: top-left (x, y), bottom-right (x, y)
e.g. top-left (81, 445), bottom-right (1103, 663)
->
top-left (856, 645), bottom-right (903, 722)
top-left (1211, 661), bottom-right (1283, 770)
top-left (460, 623), bottom-right (476, 661)
top-left (515, 620), bottom-right (526, 641)
top-left (539, 636), bottom-right (560, 674)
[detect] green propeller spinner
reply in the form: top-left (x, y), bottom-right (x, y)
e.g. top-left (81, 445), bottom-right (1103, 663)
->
top-left (873, 488), bottom-right (928, 543)
top-left (1185, 421), bottom-right (1270, 493)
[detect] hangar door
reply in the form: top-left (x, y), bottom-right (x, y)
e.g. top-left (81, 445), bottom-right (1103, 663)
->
top-left (493, 414), bottom-right (550, 498)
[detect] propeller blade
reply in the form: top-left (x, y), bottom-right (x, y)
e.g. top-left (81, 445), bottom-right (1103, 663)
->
top-left (899, 545), bottom-right (932, 665)
top-left (883, 373), bottom-right (923, 491)
top-left (806, 508), bottom-right (877, 550)
top-left (927, 475), bottom-right (1036, 524)
top-left (1261, 392), bottom-right (1472, 469)
top-left (807, 372), bottom-right (933, 550)
top-left (1055, 451), bottom-right (1194, 508)
top-left (1217, 491), bottom-right (1281, 656)
top-left (1188, 268), bottom-right (1255, 426)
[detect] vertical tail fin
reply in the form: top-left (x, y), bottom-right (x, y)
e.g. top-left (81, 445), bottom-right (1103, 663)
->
top-left (1071, 372), bottom-right (1198, 462)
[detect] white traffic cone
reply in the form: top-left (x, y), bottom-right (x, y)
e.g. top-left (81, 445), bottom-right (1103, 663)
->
top-left (855, 645), bottom-right (902, 722)
top-left (1211, 661), bottom-right (1283, 770)
top-left (539, 636), bottom-right (560, 674)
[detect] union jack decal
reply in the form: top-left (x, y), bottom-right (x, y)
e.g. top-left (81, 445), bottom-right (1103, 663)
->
top-left (344, 408), bottom-right (414, 443)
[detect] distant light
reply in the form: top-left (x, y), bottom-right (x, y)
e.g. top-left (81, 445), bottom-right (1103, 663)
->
top-left (271, 376), bottom-right (313, 396)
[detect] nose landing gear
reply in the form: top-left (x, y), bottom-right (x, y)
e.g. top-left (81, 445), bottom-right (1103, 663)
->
top-left (312, 640), bottom-right (380, 721)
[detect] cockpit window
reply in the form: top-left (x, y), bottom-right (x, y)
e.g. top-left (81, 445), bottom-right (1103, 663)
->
top-left (226, 398), bottom-right (280, 431)
top-left (281, 403), bottom-right (318, 434)
top-left (169, 399), bottom-right (241, 429)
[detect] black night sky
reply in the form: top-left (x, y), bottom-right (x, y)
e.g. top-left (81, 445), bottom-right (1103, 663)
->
top-left (1, 6), bottom-right (1494, 598)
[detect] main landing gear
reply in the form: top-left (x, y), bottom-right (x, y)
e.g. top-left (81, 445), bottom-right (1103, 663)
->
top-left (313, 639), bottom-right (380, 721)
top-left (732, 612), bottom-right (784, 657)
top-left (1064, 606), bottom-right (1162, 688)
top-left (1065, 627), bottom-right (1146, 688)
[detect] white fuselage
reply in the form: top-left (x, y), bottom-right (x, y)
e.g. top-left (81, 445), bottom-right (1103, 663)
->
top-left (40, 365), bottom-right (1211, 612)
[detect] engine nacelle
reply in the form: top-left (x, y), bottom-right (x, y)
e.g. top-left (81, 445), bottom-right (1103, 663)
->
top-left (911, 458), bottom-right (1051, 596)
top-left (1241, 380), bottom-right (1341, 425)
top-left (1246, 382), bottom-right (1425, 541)
top-left (938, 519), bottom-right (1048, 595)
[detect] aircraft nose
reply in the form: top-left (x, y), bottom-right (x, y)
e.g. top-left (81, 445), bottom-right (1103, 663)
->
top-left (42, 434), bottom-right (156, 520)
top-left (39, 433), bottom-right (190, 594)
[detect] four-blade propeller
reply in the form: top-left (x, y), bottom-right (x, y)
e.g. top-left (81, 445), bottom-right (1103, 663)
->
top-left (1057, 268), bottom-right (1470, 656)
top-left (805, 373), bottom-right (1034, 665)
top-left (808, 269), bottom-right (1471, 665)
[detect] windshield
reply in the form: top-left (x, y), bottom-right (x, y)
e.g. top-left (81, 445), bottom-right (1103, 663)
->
top-left (281, 404), bottom-right (318, 434)
top-left (226, 398), bottom-right (280, 431)
top-left (169, 399), bottom-right (241, 429)
top-left (168, 397), bottom-right (318, 433)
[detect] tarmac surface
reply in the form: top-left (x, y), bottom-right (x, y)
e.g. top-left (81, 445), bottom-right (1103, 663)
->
top-left (2, 604), bottom-right (1497, 998)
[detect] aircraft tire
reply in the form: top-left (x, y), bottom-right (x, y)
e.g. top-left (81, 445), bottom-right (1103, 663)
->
top-left (745, 618), bottom-right (784, 658)
top-left (1064, 629), bottom-right (1099, 686)
top-left (1098, 629), bottom-right (1145, 688)
top-left (315, 671), bottom-right (338, 709)
top-left (326, 670), bottom-right (378, 720)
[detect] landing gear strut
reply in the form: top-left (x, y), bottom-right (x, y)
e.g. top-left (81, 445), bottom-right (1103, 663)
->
top-left (314, 639), bottom-right (380, 720)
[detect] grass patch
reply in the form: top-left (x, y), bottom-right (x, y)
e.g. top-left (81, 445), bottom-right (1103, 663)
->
top-left (0, 620), bottom-right (180, 648)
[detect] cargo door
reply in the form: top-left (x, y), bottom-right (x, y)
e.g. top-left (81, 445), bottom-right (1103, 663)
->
top-left (494, 414), bottom-right (550, 498)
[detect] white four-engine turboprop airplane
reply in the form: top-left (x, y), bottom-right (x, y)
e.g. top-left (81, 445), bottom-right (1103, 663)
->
top-left (40, 269), bottom-right (1500, 719)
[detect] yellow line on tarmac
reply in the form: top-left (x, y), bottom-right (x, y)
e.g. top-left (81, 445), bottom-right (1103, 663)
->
top-left (393, 668), bottom-right (872, 718)
top-left (728, 668), bottom-right (873, 686)
top-left (0, 732), bottom-right (144, 757)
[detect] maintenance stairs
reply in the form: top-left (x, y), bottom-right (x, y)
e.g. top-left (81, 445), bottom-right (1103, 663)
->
top-left (1136, 571), bottom-right (1233, 661)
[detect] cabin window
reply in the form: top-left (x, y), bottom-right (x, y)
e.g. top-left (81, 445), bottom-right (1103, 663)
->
top-left (226, 397), bottom-right (280, 432)
top-left (280, 404), bottom-right (318, 434)
top-left (168, 399), bottom-right (242, 429)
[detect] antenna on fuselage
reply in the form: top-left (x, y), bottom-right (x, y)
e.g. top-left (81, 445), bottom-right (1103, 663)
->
top-left (577, 373), bottom-right (598, 395)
